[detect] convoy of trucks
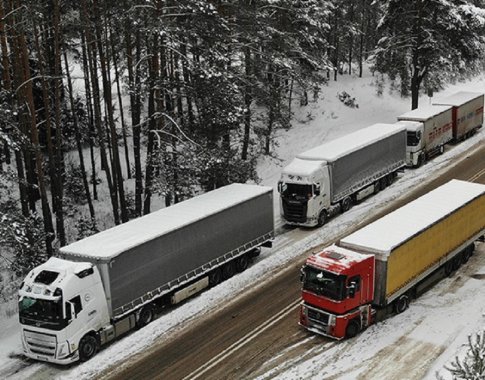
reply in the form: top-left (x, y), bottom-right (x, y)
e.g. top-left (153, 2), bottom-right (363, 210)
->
top-left (299, 179), bottom-right (485, 340)
top-left (278, 123), bottom-right (406, 227)
top-left (17, 91), bottom-right (485, 365)
top-left (18, 184), bottom-right (274, 363)
top-left (395, 91), bottom-right (484, 168)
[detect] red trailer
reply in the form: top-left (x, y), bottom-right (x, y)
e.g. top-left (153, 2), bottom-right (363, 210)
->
top-left (433, 92), bottom-right (484, 141)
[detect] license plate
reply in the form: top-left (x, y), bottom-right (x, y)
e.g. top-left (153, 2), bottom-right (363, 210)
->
top-left (37, 355), bottom-right (48, 361)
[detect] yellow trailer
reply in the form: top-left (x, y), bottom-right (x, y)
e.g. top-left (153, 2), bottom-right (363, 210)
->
top-left (339, 179), bottom-right (485, 307)
top-left (300, 179), bottom-right (485, 340)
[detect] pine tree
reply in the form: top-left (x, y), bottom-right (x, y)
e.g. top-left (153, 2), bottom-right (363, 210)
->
top-left (373, 0), bottom-right (485, 109)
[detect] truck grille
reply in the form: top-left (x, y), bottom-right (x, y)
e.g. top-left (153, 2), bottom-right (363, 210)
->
top-left (307, 308), bottom-right (330, 325)
top-left (24, 329), bottom-right (57, 357)
top-left (282, 198), bottom-right (307, 222)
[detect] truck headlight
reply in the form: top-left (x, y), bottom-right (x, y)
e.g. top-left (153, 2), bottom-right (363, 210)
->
top-left (328, 314), bottom-right (336, 326)
top-left (56, 342), bottom-right (70, 359)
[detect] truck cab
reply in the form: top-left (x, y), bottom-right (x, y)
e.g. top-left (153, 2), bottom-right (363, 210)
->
top-left (18, 257), bottom-right (109, 364)
top-left (395, 121), bottom-right (425, 167)
top-left (278, 158), bottom-right (330, 227)
top-left (299, 245), bottom-right (375, 339)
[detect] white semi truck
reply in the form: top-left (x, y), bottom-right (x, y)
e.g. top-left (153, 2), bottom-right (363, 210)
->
top-left (18, 184), bottom-right (274, 364)
top-left (396, 105), bottom-right (453, 167)
top-left (278, 124), bottom-right (406, 227)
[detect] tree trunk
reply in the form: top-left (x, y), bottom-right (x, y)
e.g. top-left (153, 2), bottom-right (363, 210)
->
top-left (80, 32), bottom-right (97, 200)
top-left (93, 1), bottom-right (128, 223)
top-left (82, 0), bottom-right (120, 224)
top-left (143, 34), bottom-right (161, 215)
top-left (63, 50), bottom-right (96, 224)
top-left (125, 23), bottom-right (143, 217)
top-left (241, 47), bottom-right (252, 160)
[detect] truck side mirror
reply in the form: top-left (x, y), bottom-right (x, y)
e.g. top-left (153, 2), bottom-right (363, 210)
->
top-left (277, 181), bottom-right (283, 193)
top-left (299, 269), bottom-right (305, 283)
top-left (314, 184), bottom-right (320, 196)
top-left (65, 301), bottom-right (74, 323)
top-left (348, 282), bottom-right (356, 298)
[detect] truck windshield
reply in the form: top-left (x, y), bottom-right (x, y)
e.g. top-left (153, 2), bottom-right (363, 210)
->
top-left (302, 266), bottom-right (346, 301)
top-left (407, 131), bottom-right (421, 146)
top-left (282, 183), bottom-right (313, 198)
top-left (19, 296), bottom-right (65, 330)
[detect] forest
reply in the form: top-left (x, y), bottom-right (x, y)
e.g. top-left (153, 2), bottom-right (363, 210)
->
top-left (0, 0), bottom-right (484, 279)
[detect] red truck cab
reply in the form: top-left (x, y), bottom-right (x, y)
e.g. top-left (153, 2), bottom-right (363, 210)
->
top-left (299, 244), bottom-right (375, 339)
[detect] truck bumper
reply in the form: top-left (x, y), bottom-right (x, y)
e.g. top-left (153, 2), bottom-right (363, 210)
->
top-left (299, 303), bottom-right (340, 339)
top-left (21, 329), bottom-right (79, 364)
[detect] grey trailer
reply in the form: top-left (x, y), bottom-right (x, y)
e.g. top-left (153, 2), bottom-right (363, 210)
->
top-left (60, 184), bottom-right (274, 319)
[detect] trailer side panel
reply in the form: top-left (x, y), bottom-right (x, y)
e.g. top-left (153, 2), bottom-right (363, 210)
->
top-left (108, 190), bottom-right (273, 316)
top-left (331, 129), bottom-right (406, 202)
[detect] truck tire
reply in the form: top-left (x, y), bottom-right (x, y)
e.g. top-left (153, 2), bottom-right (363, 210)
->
top-left (341, 197), bottom-right (352, 213)
top-left (79, 334), bottom-right (98, 362)
top-left (345, 319), bottom-right (361, 339)
top-left (209, 268), bottom-right (222, 287)
top-left (222, 262), bottom-right (235, 280)
top-left (444, 260), bottom-right (454, 277)
top-left (137, 306), bottom-right (154, 328)
top-left (236, 254), bottom-right (249, 272)
top-left (374, 180), bottom-right (381, 194)
top-left (394, 295), bottom-right (409, 314)
top-left (317, 210), bottom-right (327, 227)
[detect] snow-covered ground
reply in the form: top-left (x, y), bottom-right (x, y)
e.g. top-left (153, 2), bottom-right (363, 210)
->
top-left (0, 70), bottom-right (484, 379)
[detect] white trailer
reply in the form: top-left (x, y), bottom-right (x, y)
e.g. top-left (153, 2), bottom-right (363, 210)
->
top-left (278, 124), bottom-right (406, 227)
top-left (432, 91), bottom-right (484, 141)
top-left (396, 104), bottom-right (453, 167)
top-left (18, 184), bottom-right (274, 364)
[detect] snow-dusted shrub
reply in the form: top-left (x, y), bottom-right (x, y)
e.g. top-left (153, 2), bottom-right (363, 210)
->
top-left (444, 330), bottom-right (485, 379)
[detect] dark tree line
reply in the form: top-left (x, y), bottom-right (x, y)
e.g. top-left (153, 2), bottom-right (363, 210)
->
top-left (0, 0), bottom-right (483, 273)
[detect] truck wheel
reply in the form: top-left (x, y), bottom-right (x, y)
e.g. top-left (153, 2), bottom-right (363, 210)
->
top-left (137, 306), bottom-right (154, 328)
top-left (345, 319), bottom-right (361, 339)
top-left (236, 254), bottom-right (249, 272)
top-left (416, 154), bottom-right (424, 168)
top-left (222, 262), bottom-right (235, 280)
top-left (394, 295), bottom-right (409, 314)
top-left (341, 197), bottom-right (352, 213)
top-left (209, 268), bottom-right (222, 287)
top-left (317, 210), bottom-right (327, 227)
top-left (79, 334), bottom-right (98, 362)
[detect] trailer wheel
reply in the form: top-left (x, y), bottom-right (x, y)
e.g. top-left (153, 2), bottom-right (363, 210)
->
top-left (137, 306), bottom-right (154, 328)
top-left (374, 180), bottom-right (381, 194)
top-left (394, 295), bottom-right (409, 314)
top-left (317, 210), bottom-right (327, 227)
top-left (452, 255), bottom-right (461, 271)
top-left (345, 319), bottom-right (361, 339)
top-left (236, 254), bottom-right (249, 272)
top-left (222, 262), bottom-right (235, 280)
top-left (79, 334), bottom-right (98, 362)
top-left (379, 177), bottom-right (388, 190)
top-left (444, 260), bottom-right (454, 277)
top-left (461, 248), bottom-right (472, 264)
top-left (209, 268), bottom-right (222, 287)
top-left (341, 197), bottom-right (352, 213)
